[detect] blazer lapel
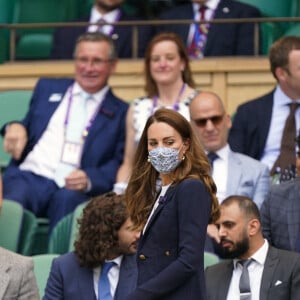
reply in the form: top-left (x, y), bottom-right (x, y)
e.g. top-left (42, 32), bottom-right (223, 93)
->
top-left (77, 266), bottom-right (96, 300)
top-left (140, 185), bottom-right (176, 243)
top-left (217, 261), bottom-right (233, 300)
top-left (115, 255), bottom-right (137, 300)
top-left (260, 246), bottom-right (278, 300)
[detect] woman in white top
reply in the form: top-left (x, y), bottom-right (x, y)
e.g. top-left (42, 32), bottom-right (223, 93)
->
top-left (114, 32), bottom-right (199, 193)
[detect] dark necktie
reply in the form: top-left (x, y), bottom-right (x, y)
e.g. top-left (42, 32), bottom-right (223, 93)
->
top-left (98, 261), bottom-right (115, 300)
top-left (207, 152), bottom-right (219, 169)
top-left (271, 102), bottom-right (300, 176)
top-left (238, 259), bottom-right (252, 300)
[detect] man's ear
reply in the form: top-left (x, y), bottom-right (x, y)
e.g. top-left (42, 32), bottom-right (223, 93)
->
top-left (248, 218), bottom-right (260, 237)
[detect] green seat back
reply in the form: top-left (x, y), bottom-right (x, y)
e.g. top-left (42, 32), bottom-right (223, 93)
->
top-left (0, 199), bottom-right (23, 251)
top-left (238, 0), bottom-right (295, 54)
top-left (68, 201), bottom-right (87, 251)
top-left (12, 0), bottom-right (79, 59)
top-left (19, 209), bottom-right (38, 255)
top-left (0, 0), bottom-right (15, 63)
top-left (32, 254), bottom-right (59, 298)
top-left (0, 90), bottom-right (32, 169)
top-left (204, 251), bottom-right (220, 268)
top-left (48, 213), bottom-right (73, 255)
top-left (284, 23), bottom-right (300, 37)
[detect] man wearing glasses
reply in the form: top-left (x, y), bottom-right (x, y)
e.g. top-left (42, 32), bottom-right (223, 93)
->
top-left (2, 32), bottom-right (128, 232)
top-left (189, 91), bottom-right (270, 252)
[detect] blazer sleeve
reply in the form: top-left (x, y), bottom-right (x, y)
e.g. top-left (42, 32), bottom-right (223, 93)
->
top-left (260, 189), bottom-right (272, 243)
top-left (252, 163), bottom-right (270, 209)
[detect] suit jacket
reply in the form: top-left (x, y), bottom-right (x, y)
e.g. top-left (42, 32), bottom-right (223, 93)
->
top-left (43, 252), bottom-right (137, 300)
top-left (228, 90), bottom-right (274, 161)
top-left (261, 178), bottom-right (300, 252)
top-left (127, 179), bottom-right (211, 300)
top-left (0, 247), bottom-right (39, 300)
top-left (226, 148), bottom-right (270, 209)
top-left (205, 246), bottom-right (300, 300)
top-left (50, 9), bottom-right (153, 59)
top-left (157, 0), bottom-right (261, 56)
top-left (5, 78), bottom-right (128, 196)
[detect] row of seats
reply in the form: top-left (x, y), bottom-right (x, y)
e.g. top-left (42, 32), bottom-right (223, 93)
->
top-left (1, 0), bottom-right (300, 62)
top-left (0, 198), bottom-right (219, 298)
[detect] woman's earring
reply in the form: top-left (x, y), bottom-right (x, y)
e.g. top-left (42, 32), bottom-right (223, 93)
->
top-left (182, 154), bottom-right (185, 161)
top-left (147, 156), bottom-right (150, 162)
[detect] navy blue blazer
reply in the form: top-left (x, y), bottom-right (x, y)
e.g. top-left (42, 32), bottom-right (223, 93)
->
top-left (157, 0), bottom-right (261, 56)
top-left (127, 179), bottom-right (212, 300)
top-left (228, 90), bottom-right (274, 161)
top-left (50, 9), bottom-right (153, 59)
top-left (6, 78), bottom-right (128, 196)
top-left (43, 252), bottom-right (137, 300)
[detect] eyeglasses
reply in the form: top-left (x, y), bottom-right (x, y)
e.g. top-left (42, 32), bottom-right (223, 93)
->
top-left (192, 114), bottom-right (224, 127)
top-left (75, 57), bottom-right (112, 67)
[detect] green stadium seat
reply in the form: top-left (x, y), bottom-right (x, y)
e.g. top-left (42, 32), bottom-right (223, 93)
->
top-left (0, 0), bottom-right (16, 62)
top-left (238, 0), bottom-right (296, 54)
top-left (204, 251), bottom-right (220, 268)
top-left (284, 23), bottom-right (300, 37)
top-left (0, 199), bottom-right (23, 252)
top-left (32, 254), bottom-right (59, 298)
top-left (0, 90), bottom-right (32, 169)
top-left (12, 0), bottom-right (79, 59)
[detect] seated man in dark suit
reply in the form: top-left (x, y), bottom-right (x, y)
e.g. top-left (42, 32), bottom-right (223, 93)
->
top-left (51, 0), bottom-right (153, 59)
top-left (44, 192), bottom-right (140, 300)
top-left (157, 0), bottom-right (261, 58)
top-left (260, 131), bottom-right (300, 252)
top-left (2, 32), bottom-right (128, 231)
top-left (229, 36), bottom-right (300, 182)
top-left (205, 195), bottom-right (300, 300)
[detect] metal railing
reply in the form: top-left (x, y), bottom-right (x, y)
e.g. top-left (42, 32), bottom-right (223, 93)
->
top-left (1, 17), bottom-right (300, 61)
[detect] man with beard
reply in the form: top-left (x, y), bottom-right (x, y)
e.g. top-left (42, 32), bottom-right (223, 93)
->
top-left (44, 192), bottom-right (140, 300)
top-left (205, 195), bottom-right (300, 300)
top-left (51, 0), bottom-right (153, 59)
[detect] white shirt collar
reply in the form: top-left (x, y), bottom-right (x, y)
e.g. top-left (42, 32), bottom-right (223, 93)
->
top-left (193, 0), bottom-right (220, 12)
top-left (233, 239), bottom-right (269, 269)
top-left (274, 85), bottom-right (300, 108)
top-left (209, 143), bottom-right (230, 161)
top-left (90, 6), bottom-right (121, 23)
top-left (73, 82), bottom-right (109, 105)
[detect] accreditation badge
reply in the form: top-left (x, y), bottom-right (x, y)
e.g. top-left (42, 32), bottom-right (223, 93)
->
top-left (60, 141), bottom-right (83, 166)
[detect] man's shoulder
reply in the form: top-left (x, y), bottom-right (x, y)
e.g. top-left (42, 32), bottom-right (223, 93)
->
top-left (268, 246), bottom-right (300, 265)
top-left (36, 77), bottom-right (74, 87)
top-left (159, 4), bottom-right (192, 19)
top-left (0, 247), bottom-right (32, 267)
top-left (231, 151), bottom-right (268, 171)
top-left (205, 259), bottom-right (232, 276)
top-left (237, 90), bottom-right (274, 111)
top-left (270, 178), bottom-right (300, 196)
top-left (220, 0), bottom-right (260, 15)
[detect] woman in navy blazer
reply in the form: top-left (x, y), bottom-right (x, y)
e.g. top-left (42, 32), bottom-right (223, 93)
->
top-left (125, 108), bottom-right (219, 299)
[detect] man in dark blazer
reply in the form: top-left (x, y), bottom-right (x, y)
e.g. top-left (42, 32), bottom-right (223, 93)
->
top-left (260, 142), bottom-right (300, 252)
top-left (229, 36), bottom-right (300, 179)
top-left (51, 0), bottom-right (153, 59)
top-left (157, 0), bottom-right (261, 57)
top-left (205, 195), bottom-right (300, 300)
top-left (2, 32), bottom-right (128, 231)
top-left (44, 192), bottom-right (140, 300)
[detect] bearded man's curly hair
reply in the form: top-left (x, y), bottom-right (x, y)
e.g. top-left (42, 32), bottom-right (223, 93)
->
top-left (74, 192), bottom-right (128, 268)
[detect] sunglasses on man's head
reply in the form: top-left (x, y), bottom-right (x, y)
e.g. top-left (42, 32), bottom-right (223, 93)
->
top-left (192, 114), bottom-right (224, 127)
